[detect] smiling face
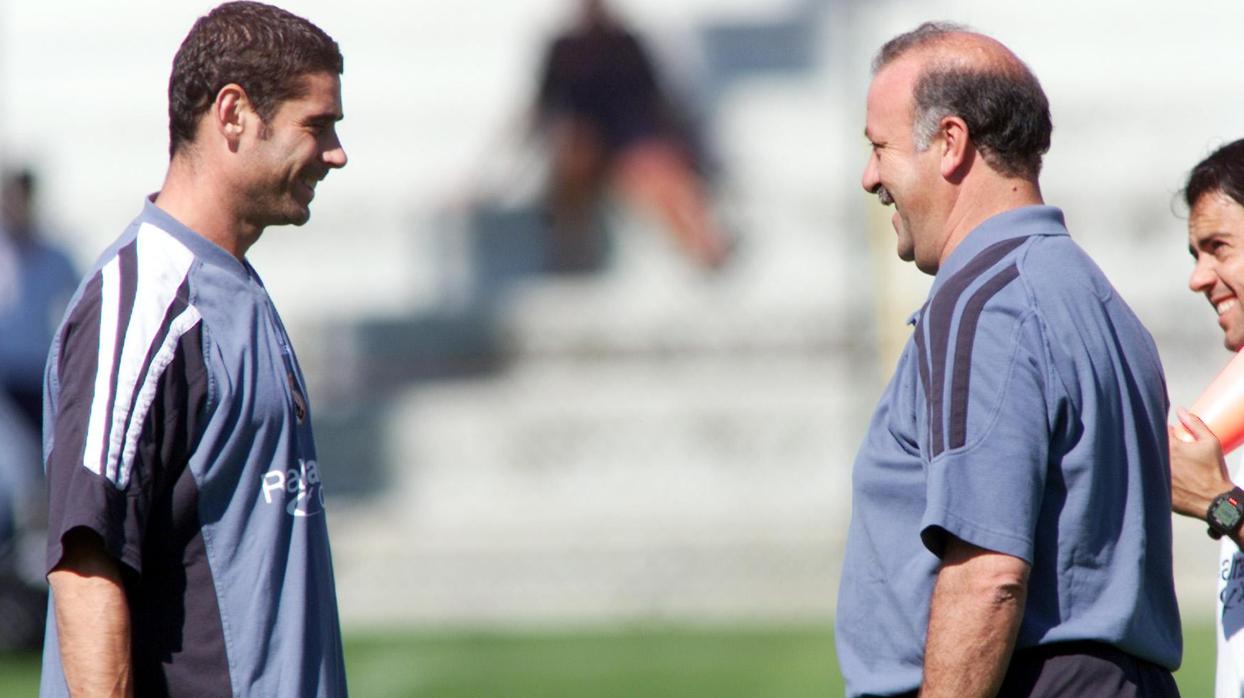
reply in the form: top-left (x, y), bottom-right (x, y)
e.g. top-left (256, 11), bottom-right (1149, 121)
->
top-left (861, 55), bottom-right (947, 274)
top-left (238, 71), bottom-right (347, 228)
top-left (1188, 191), bottom-right (1244, 351)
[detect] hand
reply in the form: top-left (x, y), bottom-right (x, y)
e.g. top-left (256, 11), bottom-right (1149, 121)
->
top-left (1169, 407), bottom-right (1234, 519)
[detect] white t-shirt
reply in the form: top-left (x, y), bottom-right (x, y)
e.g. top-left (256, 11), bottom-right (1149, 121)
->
top-left (1217, 455), bottom-right (1244, 697)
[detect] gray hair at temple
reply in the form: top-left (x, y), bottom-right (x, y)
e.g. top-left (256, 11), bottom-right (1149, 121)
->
top-left (872, 21), bottom-right (1052, 180)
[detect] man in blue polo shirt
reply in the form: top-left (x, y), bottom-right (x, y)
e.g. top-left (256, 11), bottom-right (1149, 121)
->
top-left (40, 3), bottom-right (349, 696)
top-left (836, 22), bottom-right (1181, 697)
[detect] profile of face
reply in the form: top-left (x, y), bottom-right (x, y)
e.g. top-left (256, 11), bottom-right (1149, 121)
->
top-left (1189, 191), bottom-right (1244, 352)
top-left (861, 56), bottom-right (946, 274)
top-left (238, 72), bottom-right (347, 228)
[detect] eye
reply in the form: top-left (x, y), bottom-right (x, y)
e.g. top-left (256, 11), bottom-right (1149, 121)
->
top-left (306, 119), bottom-right (337, 137)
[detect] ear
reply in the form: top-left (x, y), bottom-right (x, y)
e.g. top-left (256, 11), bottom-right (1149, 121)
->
top-left (211, 83), bottom-right (254, 150)
top-left (937, 115), bottom-right (971, 180)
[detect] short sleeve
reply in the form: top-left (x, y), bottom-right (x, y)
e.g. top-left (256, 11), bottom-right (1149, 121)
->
top-left (920, 308), bottom-right (1051, 563)
top-left (44, 271), bottom-right (207, 577)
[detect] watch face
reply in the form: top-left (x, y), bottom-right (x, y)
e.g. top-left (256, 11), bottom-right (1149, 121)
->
top-left (1213, 498), bottom-right (1244, 529)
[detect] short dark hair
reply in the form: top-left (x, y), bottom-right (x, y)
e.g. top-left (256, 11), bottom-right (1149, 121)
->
top-left (1184, 139), bottom-right (1244, 211)
top-left (874, 22), bottom-right (1052, 180)
top-left (167, 1), bottom-right (343, 158)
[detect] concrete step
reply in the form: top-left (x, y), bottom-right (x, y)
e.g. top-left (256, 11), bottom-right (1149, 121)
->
top-left (326, 339), bottom-right (866, 625)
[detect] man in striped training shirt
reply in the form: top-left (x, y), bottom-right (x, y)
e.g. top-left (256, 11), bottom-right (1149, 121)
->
top-left (835, 22), bottom-right (1181, 697)
top-left (40, 3), bottom-right (349, 696)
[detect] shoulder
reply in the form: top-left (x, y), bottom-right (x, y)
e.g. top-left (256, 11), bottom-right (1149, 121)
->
top-left (925, 237), bottom-right (1032, 342)
top-left (1016, 234), bottom-right (1164, 401)
top-left (81, 223), bottom-right (195, 304)
top-left (59, 223), bottom-right (205, 373)
top-left (1015, 233), bottom-right (1151, 348)
top-left (47, 223), bottom-right (212, 489)
top-left (1014, 235), bottom-right (1115, 303)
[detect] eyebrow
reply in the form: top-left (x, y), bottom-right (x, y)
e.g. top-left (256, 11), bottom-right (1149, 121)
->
top-left (1190, 230), bottom-right (1228, 253)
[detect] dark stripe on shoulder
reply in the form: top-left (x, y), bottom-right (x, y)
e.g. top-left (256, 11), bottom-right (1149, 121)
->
top-left (911, 303), bottom-right (932, 446)
top-left (55, 272), bottom-right (104, 393)
top-left (98, 241), bottom-right (140, 474)
top-left (947, 264), bottom-right (1021, 451)
top-left (927, 237), bottom-right (1026, 457)
top-left (46, 273), bottom-right (105, 572)
top-left (912, 303), bottom-right (931, 394)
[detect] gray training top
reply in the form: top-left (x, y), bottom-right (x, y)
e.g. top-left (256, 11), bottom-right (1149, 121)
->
top-left (40, 200), bottom-right (347, 697)
top-left (835, 206), bottom-right (1181, 697)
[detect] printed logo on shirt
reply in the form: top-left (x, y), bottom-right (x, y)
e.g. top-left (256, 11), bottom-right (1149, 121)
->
top-left (260, 459), bottom-right (325, 517)
top-left (288, 371), bottom-right (307, 423)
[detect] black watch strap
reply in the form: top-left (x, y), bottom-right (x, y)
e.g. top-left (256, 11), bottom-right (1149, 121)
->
top-left (1207, 487), bottom-right (1244, 540)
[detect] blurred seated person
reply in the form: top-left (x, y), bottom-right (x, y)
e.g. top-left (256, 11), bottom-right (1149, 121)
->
top-left (534, 0), bottom-right (730, 271)
top-left (0, 168), bottom-right (79, 433)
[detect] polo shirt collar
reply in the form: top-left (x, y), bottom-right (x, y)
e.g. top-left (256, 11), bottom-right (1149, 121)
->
top-left (930, 205), bottom-right (1067, 296)
top-left (139, 197), bottom-right (255, 283)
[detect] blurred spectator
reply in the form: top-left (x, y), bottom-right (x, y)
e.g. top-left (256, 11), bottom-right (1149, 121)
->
top-left (0, 167), bottom-right (77, 651)
top-left (0, 168), bottom-right (78, 429)
top-left (533, 0), bottom-right (731, 271)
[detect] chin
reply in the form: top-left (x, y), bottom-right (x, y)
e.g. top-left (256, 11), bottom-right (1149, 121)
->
top-left (282, 204), bottom-right (312, 227)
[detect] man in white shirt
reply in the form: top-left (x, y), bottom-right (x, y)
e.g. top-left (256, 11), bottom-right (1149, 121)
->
top-left (1170, 138), bottom-right (1244, 697)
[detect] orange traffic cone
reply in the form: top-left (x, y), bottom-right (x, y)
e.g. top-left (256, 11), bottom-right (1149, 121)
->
top-left (1176, 349), bottom-right (1244, 455)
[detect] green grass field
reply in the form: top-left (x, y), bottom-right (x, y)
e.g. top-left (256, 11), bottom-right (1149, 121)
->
top-left (0, 621), bottom-right (1216, 696)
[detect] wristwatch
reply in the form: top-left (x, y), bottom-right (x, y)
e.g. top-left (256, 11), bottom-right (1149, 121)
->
top-left (1207, 487), bottom-right (1244, 540)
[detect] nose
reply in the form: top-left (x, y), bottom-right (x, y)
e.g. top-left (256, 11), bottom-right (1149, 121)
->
top-left (861, 151), bottom-right (880, 195)
top-left (322, 133), bottom-right (348, 170)
top-left (1189, 253), bottom-right (1216, 295)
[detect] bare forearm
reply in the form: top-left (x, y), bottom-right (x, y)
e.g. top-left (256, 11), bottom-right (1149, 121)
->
top-left (1168, 442), bottom-right (1244, 548)
top-left (1170, 457), bottom-right (1232, 520)
top-left (49, 532), bottom-right (133, 697)
top-left (1172, 480), bottom-right (1229, 519)
top-left (922, 543), bottom-right (1028, 697)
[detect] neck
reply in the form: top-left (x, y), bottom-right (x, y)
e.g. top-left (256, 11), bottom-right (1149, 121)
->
top-left (153, 154), bottom-right (262, 261)
top-left (938, 176), bottom-right (1043, 265)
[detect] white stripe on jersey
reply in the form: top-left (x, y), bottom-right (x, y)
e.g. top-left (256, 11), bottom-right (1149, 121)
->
top-left (84, 223), bottom-right (196, 487)
top-left (117, 305), bottom-right (201, 489)
top-left (82, 256), bottom-right (121, 478)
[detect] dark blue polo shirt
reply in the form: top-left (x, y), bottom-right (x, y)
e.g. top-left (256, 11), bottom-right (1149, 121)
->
top-left (835, 206), bottom-right (1181, 697)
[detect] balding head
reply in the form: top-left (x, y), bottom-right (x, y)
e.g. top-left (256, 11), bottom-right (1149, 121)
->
top-left (872, 22), bottom-right (1051, 180)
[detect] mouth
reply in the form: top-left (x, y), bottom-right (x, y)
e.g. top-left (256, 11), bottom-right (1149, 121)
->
top-left (295, 174), bottom-right (321, 202)
top-left (1217, 298), bottom-right (1238, 316)
top-left (876, 186), bottom-right (894, 206)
